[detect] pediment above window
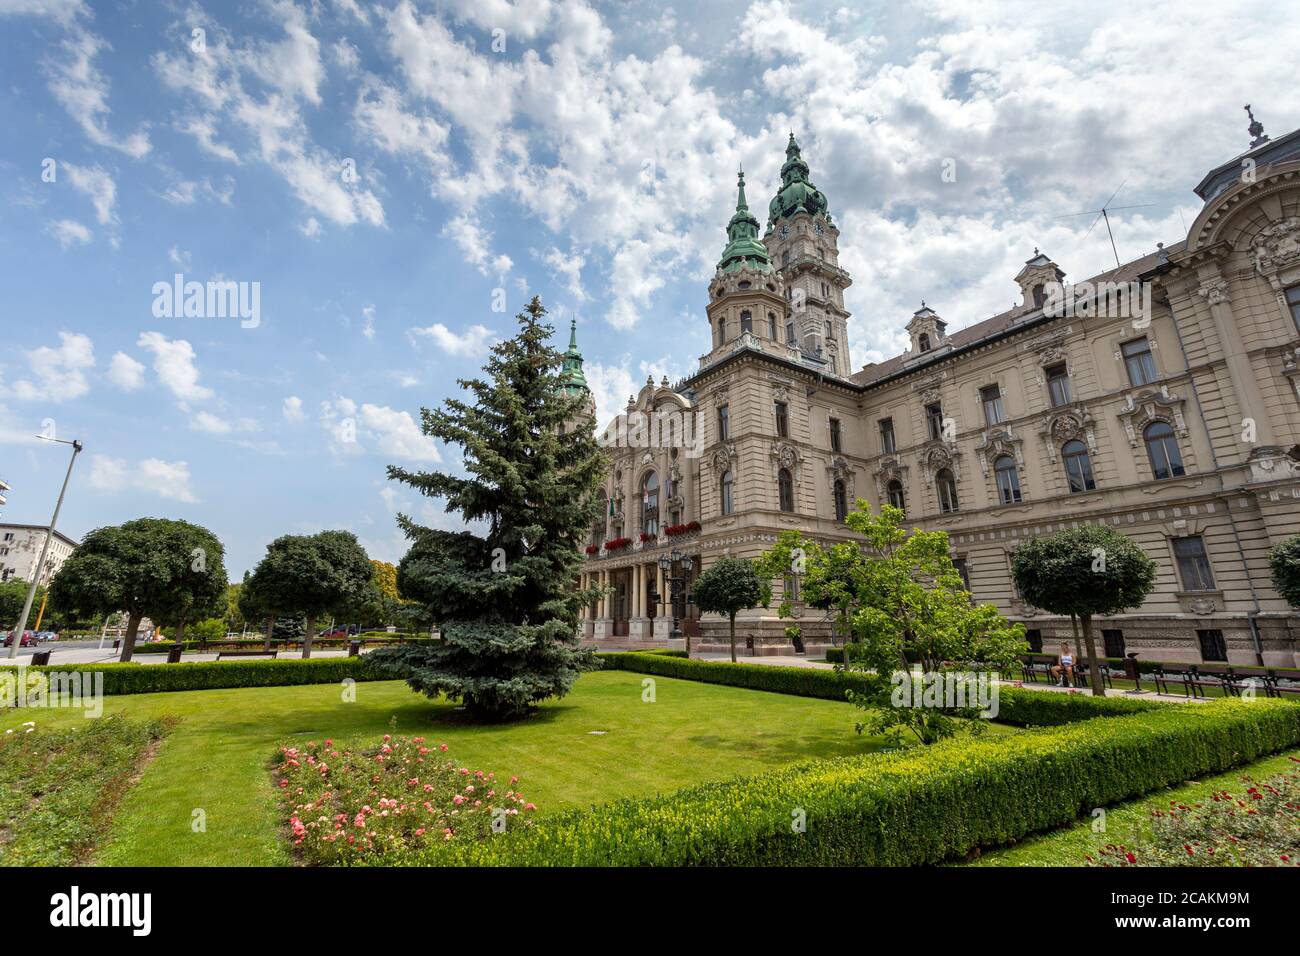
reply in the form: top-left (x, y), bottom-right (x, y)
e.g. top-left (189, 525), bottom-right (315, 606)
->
top-left (1117, 387), bottom-right (1188, 447)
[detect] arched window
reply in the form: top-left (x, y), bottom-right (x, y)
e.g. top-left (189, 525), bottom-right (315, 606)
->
top-left (640, 471), bottom-right (659, 535)
top-left (937, 469), bottom-right (959, 513)
top-left (778, 468), bottom-right (794, 512)
top-left (887, 479), bottom-right (906, 513)
top-left (833, 479), bottom-right (848, 521)
top-left (720, 470), bottom-right (734, 516)
top-left (768, 312), bottom-right (777, 339)
top-left (1144, 422), bottom-right (1185, 480)
top-left (994, 455), bottom-right (1022, 504)
top-left (740, 310), bottom-right (753, 334)
top-left (1062, 440), bottom-right (1096, 492)
top-left (918, 333), bottom-right (931, 352)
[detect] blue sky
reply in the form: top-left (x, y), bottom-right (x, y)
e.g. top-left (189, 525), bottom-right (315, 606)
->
top-left (1, 0), bottom-right (1297, 576)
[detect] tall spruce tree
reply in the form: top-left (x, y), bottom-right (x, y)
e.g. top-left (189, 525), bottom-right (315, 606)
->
top-left (365, 297), bottom-right (605, 719)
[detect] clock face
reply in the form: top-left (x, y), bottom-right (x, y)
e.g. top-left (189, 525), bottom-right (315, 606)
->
top-left (779, 225), bottom-right (790, 239)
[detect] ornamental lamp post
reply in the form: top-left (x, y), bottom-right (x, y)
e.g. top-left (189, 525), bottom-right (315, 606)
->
top-left (657, 549), bottom-right (693, 640)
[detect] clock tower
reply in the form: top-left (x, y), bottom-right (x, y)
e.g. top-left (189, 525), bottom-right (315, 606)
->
top-left (764, 134), bottom-right (852, 377)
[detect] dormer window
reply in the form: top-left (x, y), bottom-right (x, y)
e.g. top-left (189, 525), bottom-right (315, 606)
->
top-left (918, 333), bottom-right (931, 352)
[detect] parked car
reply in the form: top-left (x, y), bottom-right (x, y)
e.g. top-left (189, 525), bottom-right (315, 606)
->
top-left (319, 627), bottom-right (350, 638)
top-left (2, 631), bottom-right (36, 647)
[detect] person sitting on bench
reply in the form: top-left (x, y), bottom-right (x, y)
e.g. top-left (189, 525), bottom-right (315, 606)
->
top-left (1050, 643), bottom-right (1075, 687)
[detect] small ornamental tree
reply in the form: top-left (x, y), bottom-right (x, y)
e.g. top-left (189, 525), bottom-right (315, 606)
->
top-left (757, 504), bottom-right (1026, 744)
top-left (47, 518), bottom-right (227, 662)
top-left (1270, 534), bottom-right (1300, 609)
top-left (692, 557), bottom-right (764, 663)
top-left (1011, 524), bottom-right (1157, 696)
top-left (364, 298), bottom-right (605, 720)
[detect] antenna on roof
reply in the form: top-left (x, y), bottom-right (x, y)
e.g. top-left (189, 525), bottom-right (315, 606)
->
top-left (1053, 180), bottom-right (1155, 269)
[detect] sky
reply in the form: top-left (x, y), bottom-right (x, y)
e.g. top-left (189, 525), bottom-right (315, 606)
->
top-left (1, 0), bottom-right (1298, 577)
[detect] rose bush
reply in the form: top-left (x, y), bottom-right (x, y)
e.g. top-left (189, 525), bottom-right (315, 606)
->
top-left (274, 734), bottom-right (536, 864)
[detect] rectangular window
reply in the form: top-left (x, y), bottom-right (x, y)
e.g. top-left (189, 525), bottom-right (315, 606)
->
top-left (879, 418), bottom-right (896, 453)
top-left (925, 403), bottom-right (944, 442)
top-left (1197, 629), bottom-right (1227, 663)
top-left (1122, 337), bottom-right (1158, 387)
top-left (783, 575), bottom-right (800, 602)
top-left (829, 417), bottom-right (842, 453)
top-left (980, 385), bottom-right (1005, 426)
top-left (717, 404), bottom-right (729, 441)
top-left (952, 558), bottom-right (971, 591)
top-left (1025, 628), bottom-right (1043, 653)
top-left (1173, 535), bottom-right (1216, 591)
top-left (1287, 284), bottom-right (1300, 331)
top-left (1101, 629), bottom-right (1126, 659)
top-left (774, 402), bottom-right (788, 438)
top-left (1045, 364), bottom-right (1072, 407)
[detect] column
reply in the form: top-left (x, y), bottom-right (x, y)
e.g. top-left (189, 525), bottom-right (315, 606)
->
top-left (1196, 272), bottom-right (1277, 450)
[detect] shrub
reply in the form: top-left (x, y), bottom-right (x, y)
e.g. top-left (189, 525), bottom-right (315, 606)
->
top-left (597, 652), bottom-right (1158, 726)
top-left (274, 734), bottom-right (537, 865)
top-left (415, 699), bottom-right (1300, 867)
top-left (17, 657), bottom-right (376, 696)
top-left (1087, 758), bottom-right (1300, 867)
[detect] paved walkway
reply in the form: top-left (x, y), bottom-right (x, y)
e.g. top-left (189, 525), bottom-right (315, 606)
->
top-left (0, 641), bottom-right (359, 666)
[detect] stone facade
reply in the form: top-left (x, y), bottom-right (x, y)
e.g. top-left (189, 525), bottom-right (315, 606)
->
top-left (579, 124), bottom-right (1300, 666)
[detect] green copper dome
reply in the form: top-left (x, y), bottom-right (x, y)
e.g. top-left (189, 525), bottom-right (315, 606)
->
top-left (717, 170), bottom-right (773, 274)
top-left (560, 318), bottom-right (589, 395)
top-left (767, 133), bottom-right (829, 228)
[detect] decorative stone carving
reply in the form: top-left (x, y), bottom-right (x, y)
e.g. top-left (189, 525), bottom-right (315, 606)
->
top-left (1038, 407), bottom-right (1097, 462)
top-left (1250, 216), bottom-right (1300, 277)
top-left (1196, 278), bottom-right (1231, 305)
top-left (918, 441), bottom-right (961, 485)
top-left (1117, 387), bottom-right (1188, 447)
top-left (826, 456), bottom-right (856, 500)
top-left (708, 443), bottom-right (736, 473)
top-left (1177, 592), bottom-right (1224, 616)
top-left (1283, 346), bottom-right (1300, 404)
top-left (871, 455), bottom-right (908, 498)
top-left (974, 427), bottom-right (1024, 477)
top-left (769, 441), bottom-right (802, 485)
top-left (1022, 326), bottom-right (1073, 365)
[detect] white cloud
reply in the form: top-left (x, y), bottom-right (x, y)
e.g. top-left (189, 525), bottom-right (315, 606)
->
top-left (136, 331), bottom-right (213, 402)
top-left (63, 162), bottom-right (116, 224)
top-left (167, 246), bottom-right (192, 268)
top-left (442, 213), bottom-right (512, 277)
top-left (409, 322), bottom-right (494, 357)
top-left (283, 395), bottom-right (305, 421)
top-left (539, 245), bottom-right (586, 301)
top-left (318, 396), bottom-right (440, 461)
top-left (361, 304), bottom-right (376, 340)
top-left (11, 331), bottom-right (95, 402)
top-left (46, 218), bottom-right (92, 248)
top-left (87, 454), bottom-right (198, 502)
top-left (106, 351), bottom-right (145, 390)
top-left (44, 25), bottom-right (151, 158)
top-left (190, 410), bottom-right (232, 434)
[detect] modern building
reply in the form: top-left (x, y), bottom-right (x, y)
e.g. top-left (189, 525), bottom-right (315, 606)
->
top-left (577, 114), bottom-right (1300, 667)
top-left (0, 523), bottom-right (79, 586)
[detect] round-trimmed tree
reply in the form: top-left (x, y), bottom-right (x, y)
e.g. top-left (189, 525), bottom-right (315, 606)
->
top-left (1270, 534), bottom-right (1300, 609)
top-left (47, 517), bottom-right (227, 662)
top-left (1011, 524), bottom-right (1157, 696)
top-left (692, 557), bottom-right (764, 663)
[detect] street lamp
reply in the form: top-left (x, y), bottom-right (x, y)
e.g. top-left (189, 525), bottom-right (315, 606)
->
top-left (6, 436), bottom-right (82, 659)
top-left (656, 549), bottom-right (693, 640)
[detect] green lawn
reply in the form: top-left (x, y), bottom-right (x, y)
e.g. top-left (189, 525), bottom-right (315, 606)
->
top-left (0, 670), bottom-right (1011, 866)
top-left (963, 747), bottom-right (1300, 867)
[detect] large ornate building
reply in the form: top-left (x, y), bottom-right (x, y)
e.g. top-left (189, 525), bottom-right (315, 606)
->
top-left (578, 117), bottom-right (1300, 666)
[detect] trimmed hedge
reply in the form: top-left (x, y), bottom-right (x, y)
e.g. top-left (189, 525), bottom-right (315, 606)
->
top-left (597, 652), bottom-right (1160, 726)
top-left (10, 657), bottom-right (378, 696)
top-left (405, 698), bottom-right (1300, 867)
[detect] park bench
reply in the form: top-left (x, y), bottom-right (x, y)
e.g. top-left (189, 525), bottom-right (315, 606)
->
top-left (1018, 654), bottom-right (1056, 683)
top-left (1270, 672), bottom-right (1300, 698)
top-left (1222, 665), bottom-right (1273, 697)
top-left (1069, 658), bottom-right (1114, 690)
top-left (1152, 662), bottom-right (1196, 697)
top-left (216, 650), bottom-right (278, 660)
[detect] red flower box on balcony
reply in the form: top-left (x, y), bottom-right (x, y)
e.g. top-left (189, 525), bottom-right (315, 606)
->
top-left (584, 545), bottom-right (600, 556)
top-left (604, 537), bottom-right (632, 552)
top-left (639, 531), bottom-right (656, 543)
top-left (664, 520), bottom-right (702, 537)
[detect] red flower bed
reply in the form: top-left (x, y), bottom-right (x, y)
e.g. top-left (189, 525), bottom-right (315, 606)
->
top-left (604, 537), bottom-right (632, 551)
top-left (664, 521), bottom-right (702, 537)
top-left (274, 735), bottom-right (536, 864)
